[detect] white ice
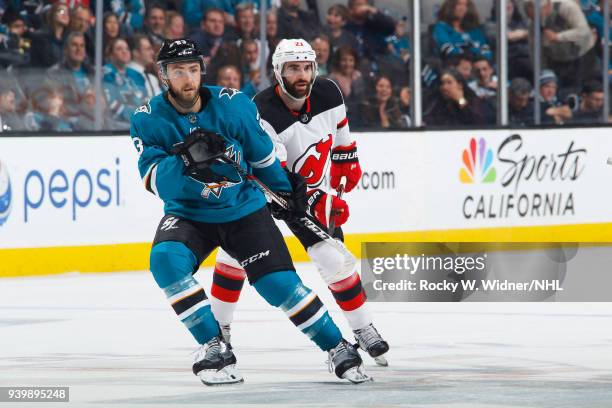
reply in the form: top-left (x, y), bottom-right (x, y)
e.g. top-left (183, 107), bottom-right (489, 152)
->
top-left (1, 263), bottom-right (612, 408)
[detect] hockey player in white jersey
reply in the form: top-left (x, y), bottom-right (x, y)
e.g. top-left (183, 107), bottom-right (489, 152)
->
top-left (210, 38), bottom-right (389, 366)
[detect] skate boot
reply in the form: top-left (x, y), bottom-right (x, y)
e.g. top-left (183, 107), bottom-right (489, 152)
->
top-left (354, 323), bottom-right (389, 366)
top-left (192, 336), bottom-right (243, 385)
top-left (327, 339), bottom-right (371, 383)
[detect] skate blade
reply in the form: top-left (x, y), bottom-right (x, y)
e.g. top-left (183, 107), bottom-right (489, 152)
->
top-left (342, 366), bottom-right (373, 384)
top-left (374, 354), bottom-right (388, 367)
top-left (198, 365), bottom-right (244, 386)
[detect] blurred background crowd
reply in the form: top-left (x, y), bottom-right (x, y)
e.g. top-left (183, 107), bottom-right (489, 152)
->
top-left (0, 0), bottom-right (610, 132)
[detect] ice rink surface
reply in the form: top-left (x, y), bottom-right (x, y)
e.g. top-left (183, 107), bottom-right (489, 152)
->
top-left (1, 262), bottom-right (612, 408)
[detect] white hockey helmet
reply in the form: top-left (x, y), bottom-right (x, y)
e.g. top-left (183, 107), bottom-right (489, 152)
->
top-left (272, 39), bottom-right (318, 101)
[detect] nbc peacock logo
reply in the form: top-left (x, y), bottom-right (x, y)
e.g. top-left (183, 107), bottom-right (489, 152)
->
top-left (0, 158), bottom-right (11, 226)
top-left (459, 137), bottom-right (496, 184)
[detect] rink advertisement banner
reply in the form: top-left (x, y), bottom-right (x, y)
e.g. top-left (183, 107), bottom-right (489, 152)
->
top-left (361, 242), bottom-right (612, 301)
top-left (419, 128), bottom-right (612, 230)
top-left (0, 136), bottom-right (163, 249)
top-left (1, 128), bottom-right (611, 253)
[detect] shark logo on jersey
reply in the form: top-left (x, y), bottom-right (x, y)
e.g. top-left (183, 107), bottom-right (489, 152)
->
top-left (219, 88), bottom-right (241, 99)
top-left (199, 144), bottom-right (243, 199)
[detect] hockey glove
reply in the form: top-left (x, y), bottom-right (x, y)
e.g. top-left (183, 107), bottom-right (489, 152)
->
top-left (307, 189), bottom-right (349, 228)
top-left (330, 142), bottom-right (362, 192)
top-left (171, 129), bottom-right (228, 184)
top-left (270, 170), bottom-right (308, 222)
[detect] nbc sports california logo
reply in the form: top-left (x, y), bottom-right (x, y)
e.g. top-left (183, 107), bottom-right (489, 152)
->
top-left (457, 135), bottom-right (583, 220)
top-left (0, 158), bottom-right (11, 226)
top-left (459, 137), bottom-right (496, 184)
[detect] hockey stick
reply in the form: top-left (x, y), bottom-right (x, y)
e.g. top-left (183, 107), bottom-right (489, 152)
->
top-left (218, 156), bottom-right (356, 263)
top-left (328, 176), bottom-right (347, 236)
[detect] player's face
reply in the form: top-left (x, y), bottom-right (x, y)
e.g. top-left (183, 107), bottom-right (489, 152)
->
top-left (167, 62), bottom-right (202, 103)
top-left (282, 61), bottom-right (314, 98)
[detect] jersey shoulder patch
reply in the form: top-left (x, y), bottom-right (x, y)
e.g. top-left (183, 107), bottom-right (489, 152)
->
top-left (130, 94), bottom-right (168, 131)
top-left (134, 101), bottom-right (151, 115)
top-left (219, 87), bottom-right (242, 99)
top-left (208, 85), bottom-right (251, 111)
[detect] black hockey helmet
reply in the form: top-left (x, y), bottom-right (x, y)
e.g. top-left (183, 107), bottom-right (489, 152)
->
top-left (156, 38), bottom-right (206, 80)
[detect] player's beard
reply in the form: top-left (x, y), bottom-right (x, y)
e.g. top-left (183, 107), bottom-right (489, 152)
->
top-left (283, 77), bottom-right (311, 100)
top-left (168, 80), bottom-right (201, 110)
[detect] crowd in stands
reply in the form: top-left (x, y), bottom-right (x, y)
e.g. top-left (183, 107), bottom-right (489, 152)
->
top-left (0, 0), bottom-right (610, 132)
top-left (422, 0), bottom-right (610, 127)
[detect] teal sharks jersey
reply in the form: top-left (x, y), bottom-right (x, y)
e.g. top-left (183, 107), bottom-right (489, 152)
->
top-left (130, 86), bottom-right (291, 223)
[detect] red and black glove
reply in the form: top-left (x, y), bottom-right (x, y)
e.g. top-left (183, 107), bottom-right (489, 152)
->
top-left (330, 142), bottom-right (362, 192)
top-left (306, 189), bottom-right (349, 228)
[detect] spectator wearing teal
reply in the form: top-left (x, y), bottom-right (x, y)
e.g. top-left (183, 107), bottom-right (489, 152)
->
top-left (432, 0), bottom-right (492, 60)
top-left (181, 0), bottom-right (226, 29)
top-left (105, 0), bottom-right (145, 31)
top-left (45, 32), bottom-right (94, 119)
top-left (103, 38), bottom-right (146, 126)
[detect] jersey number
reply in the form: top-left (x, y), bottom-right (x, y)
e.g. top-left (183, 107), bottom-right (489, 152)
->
top-left (293, 134), bottom-right (332, 187)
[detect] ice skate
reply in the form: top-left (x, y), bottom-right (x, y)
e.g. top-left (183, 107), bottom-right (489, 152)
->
top-left (354, 323), bottom-right (390, 366)
top-left (192, 336), bottom-right (243, 385)
top-left (327, 339), bottom-right (372, 383)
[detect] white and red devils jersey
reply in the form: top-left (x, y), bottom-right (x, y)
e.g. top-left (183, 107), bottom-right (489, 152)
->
top-left (253, 78), bottom-right (353, 189)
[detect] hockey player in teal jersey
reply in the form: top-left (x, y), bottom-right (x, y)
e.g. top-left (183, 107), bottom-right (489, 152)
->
top-left (129, 38), bottom-right (370, 385)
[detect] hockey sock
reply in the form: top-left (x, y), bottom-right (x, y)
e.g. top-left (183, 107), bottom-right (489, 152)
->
top-left (150, 242), bottom-right (220, 344)
top-left (210, 262), bottom-right (246, 325)
top-left (329, 273), bottom-right (373, 330)
top-left (253, 271), bottom-right (342, 351)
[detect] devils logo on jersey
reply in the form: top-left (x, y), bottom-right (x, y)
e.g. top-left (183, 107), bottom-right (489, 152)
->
top-left (292, 134), bottom-right (333, 187)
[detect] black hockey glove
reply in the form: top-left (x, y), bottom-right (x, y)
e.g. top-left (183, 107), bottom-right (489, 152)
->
top-left (171, 129), bottom-right (228, 184)
top-left (270, 170), bottom-right (308, 222)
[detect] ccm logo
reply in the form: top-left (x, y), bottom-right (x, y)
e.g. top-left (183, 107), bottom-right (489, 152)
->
top-left (331, 152), bottom-right (357, 161)
top-left (241, 250), bottom-right (270, 267)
